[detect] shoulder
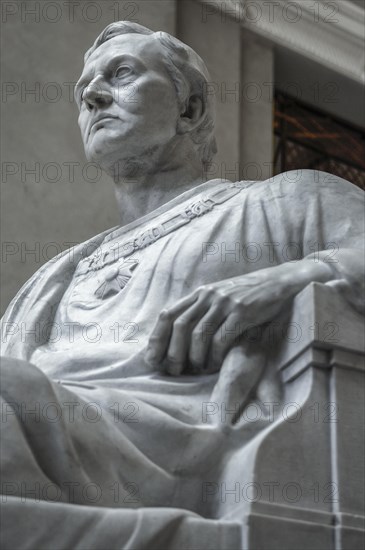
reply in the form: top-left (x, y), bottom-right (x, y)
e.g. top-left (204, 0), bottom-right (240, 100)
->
top-left (235, 170), bottom-right (363, 202)
top-left (267, 169), bottom-right (361, 194)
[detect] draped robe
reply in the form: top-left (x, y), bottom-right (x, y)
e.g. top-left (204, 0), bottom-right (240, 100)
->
top-left (1, 170), bottom-right (364, 549)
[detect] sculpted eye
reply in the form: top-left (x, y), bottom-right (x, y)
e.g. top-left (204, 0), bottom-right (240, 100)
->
top-left (115, 66), bottom-right (132, 78)
top-left (76, 86), bottom-right (88, 106)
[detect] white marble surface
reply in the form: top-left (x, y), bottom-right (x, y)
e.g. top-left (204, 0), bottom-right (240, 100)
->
top-left (1, 22), bottom-right (364, 550)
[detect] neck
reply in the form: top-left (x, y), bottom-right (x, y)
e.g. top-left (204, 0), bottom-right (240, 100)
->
top-left (112, 160), bottom-right (205, 227)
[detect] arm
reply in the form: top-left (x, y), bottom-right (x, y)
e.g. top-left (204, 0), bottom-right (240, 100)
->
top-left (307, 248), bottom-right (364, 314)
top-left (146, 250), bottom-right (361, 375)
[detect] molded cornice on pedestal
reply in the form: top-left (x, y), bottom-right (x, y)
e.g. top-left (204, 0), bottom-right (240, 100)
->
top-left (275, 282), bottom-right (365, 381)
top-left (197, 0), bottom-right (365, 84)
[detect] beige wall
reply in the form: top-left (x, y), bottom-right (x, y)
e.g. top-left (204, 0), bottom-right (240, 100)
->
top-left (178, 1), bottom-right (274, 182)
top-left (178, 0), bottom-right (241, 173)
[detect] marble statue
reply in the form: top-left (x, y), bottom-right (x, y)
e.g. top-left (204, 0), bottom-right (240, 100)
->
top-left (1, 22), bottom-right (364, 550)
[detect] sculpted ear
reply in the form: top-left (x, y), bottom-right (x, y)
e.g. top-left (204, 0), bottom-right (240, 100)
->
top-left (177, 94), bottom-right (204, 134)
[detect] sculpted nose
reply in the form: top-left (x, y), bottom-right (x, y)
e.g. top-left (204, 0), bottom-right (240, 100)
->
top-left (82, 81), bottom-right (113, 110)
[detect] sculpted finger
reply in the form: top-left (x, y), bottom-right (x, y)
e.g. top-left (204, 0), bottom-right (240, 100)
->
top-left (165, 294), bottom-right (212, 375)
top-left (146, 291), bottom-right (199, 365)
top-left (188, 304), bottom-right (226, 373)
top-left (146, 309), bottom-right (175, 366)
top-left (206, 312), bottom-right (245, 373)
top-left (165, 290), bottom-right (200, 316)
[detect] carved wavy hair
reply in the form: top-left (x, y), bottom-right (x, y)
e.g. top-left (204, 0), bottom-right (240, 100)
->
top-left (85, 22), bottom-right (218, 168)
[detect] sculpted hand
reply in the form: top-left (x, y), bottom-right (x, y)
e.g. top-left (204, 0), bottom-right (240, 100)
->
top-left (146, 259), bottom-right (332, 375)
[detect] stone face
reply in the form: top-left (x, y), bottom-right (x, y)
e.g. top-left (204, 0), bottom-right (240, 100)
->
top-left (1, 22), bottom-right (364, 550)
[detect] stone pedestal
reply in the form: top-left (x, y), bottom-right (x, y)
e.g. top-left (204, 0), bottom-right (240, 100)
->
top-left (239, 282), bottom-right (365, 549)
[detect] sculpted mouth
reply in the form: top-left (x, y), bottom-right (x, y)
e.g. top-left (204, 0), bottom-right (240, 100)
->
top-left (88, 116), bottom-right (120, 136)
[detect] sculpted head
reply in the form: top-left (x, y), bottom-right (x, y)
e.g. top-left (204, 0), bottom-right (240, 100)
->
top-left (75, 22), bottom-right (217, 178)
